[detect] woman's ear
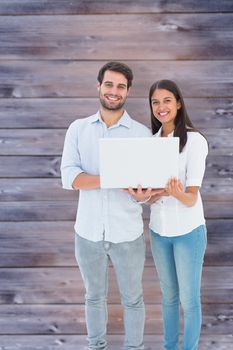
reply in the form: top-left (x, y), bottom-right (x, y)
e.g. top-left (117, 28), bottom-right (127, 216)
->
top-left (177, 100), bottom-right (182, 110)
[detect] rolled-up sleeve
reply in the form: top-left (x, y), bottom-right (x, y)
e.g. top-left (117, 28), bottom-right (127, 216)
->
top-left (185, 133), bottom-right (208, 187)
top-left (60, 122), bottom-right (83, 190)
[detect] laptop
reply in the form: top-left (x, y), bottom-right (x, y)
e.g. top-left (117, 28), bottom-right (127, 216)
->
top-left (99, 137), bottom-right (179, 189)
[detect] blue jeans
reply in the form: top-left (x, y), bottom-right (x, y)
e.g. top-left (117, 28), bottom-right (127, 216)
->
top-left (149, 225), bottom-right (207, 350)
top-left (75, 233), bottom-right (145, 350)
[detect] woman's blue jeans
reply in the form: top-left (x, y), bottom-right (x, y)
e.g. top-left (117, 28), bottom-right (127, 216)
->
top-left (75, 233), bottom-right (145, 350)
top-left (150, 225), bottom-right (207, 350)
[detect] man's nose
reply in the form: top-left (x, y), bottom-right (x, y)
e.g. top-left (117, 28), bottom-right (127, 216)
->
top-left (109, 86), bottom-right (119, 95)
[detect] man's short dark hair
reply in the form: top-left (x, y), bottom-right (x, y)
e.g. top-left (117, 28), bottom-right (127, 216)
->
top-left (97, 61), bottom-right (133, 89)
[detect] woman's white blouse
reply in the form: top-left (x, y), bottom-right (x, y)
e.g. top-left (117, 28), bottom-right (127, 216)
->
top-left (149, 128), bottom-right (208, 237)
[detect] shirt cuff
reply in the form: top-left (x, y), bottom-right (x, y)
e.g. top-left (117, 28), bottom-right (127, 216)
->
top-left (186, 178), bottom-right (203, 187)
top-left (62, 169), bottom-right (84, 190)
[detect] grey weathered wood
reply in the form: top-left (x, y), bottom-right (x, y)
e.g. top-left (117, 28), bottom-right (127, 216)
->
top-left (0, 201), bottom-right (77, 221)
top-left (0, 200), bottom-right (232, 222)
top-left (0, 155), bottom-right (232, 179)
top-left (0, 3), bottom-right (232, 345)
top-left (0, 98), bottom-right (99, 129)
top-left (201, 178), bottom-right (233, 201)
top-left (0, 304), bottom-right (232, 334)
top-left (0, 98), bottom-right (232, 129)
top-left (205, 129), bottom-right (233, 156)
top-left (0, 0), bottom-right (232, 15)
top-left (0, 221), bottom-right (232, 267)
top-left (0, 335), bottom-right (231, 350)
top-left (0, 14), bottom-right (232, 59)
top-left (0, 178), bottom-right (77, 201)
top-left (0, 221), bottom-right (80, 267)
top-left (0, 130), bottom-right (62, 156)
top-left (0, 61), bottom-right (232, 98)
top-left (0, 178), bottom-right (232, 201)
top-left (0, 156), bottom-right (61, 178)
top-left (0, 129), bottom-right (66, 156)
top-left (0, 266), bottom-right (231, 304)
top-left (204, 155), bottom-right (233, 178)
top-left (0, 129), bottom-right (232, 156)
top-left (0, 155), bottom-right (233, 182)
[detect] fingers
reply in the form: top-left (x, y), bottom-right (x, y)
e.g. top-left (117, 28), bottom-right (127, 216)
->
top-left (151, 188), bottom-right (165, 196)
top-left (166, 177), bottom-right (184, 196)
top-left (127, 187), bottom-right (137, 196)
top-left (133, 185), bottom-right (152, 196)
top-left (123, 184), bottom-right (173, 198)
top-left (143, 187), bottom-right (153, 197)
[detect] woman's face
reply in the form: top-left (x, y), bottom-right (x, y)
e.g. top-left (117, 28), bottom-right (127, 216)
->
top-left (151, 88), bottom-right (181, 128)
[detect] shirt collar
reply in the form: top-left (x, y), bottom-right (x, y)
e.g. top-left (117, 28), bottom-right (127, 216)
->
top-left (90, 110), bottom-right (132, 129)
top-left (156, 126), bottom-right (174, 137)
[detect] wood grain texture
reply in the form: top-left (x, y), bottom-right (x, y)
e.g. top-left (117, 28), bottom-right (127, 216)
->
top-left (0, 61), bottom-right (232, 98)
top-left (0, 98), bottom-right (232, 129)
top-left (0, 2), bottom-right (232, 345)
top-left (0, 1), bottom-right (232, 15)
top-left (0, 335), bottom-right (231, 350)
top-left (0, 221), bottom-right (232, 267)
top-left (0, 178), bottom-right (232, 201)
top-left (0, 156), bottom-right (61, 178)
top-left (0, 14), bottom-right (232, 59)
top-left (0, 200), bottom-right (232, 222)
top-left (0, 266), bottom-right (231, 304)
top-left (0, 304), bottom-right (232, 334)
top-left (0, 155), bottom-right (232, 179)
top-left (0, 129), bottom-right (232, 156)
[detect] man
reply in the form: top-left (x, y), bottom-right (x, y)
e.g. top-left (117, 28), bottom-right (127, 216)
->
top-left (61, 61), bottom-right (152, 350)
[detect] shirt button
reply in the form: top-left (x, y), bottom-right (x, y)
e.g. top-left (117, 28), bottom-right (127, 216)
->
top-left (104, 242), bottom-right (110, 250)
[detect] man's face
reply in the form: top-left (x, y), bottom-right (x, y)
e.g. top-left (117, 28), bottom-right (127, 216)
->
top-left (98, 70), bottom-right (130, 111)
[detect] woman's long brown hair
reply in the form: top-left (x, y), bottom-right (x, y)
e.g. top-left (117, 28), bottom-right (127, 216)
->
top-left (149, 80), bottom-right (199, 153)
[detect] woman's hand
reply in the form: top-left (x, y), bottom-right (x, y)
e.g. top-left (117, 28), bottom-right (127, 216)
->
top-left (149, 189), bottom-right (169, 203)
top-left (166, 177), bottom-right (184, 198)
top-left (165, 177), bottom-right (199, 207)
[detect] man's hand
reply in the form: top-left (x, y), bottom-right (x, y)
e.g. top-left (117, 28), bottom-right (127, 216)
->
top-left (123, 185), bottom-right (165, 203)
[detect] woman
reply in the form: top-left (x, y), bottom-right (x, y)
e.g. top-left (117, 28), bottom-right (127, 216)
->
top-left (148, 80), bottom-right (208, 350)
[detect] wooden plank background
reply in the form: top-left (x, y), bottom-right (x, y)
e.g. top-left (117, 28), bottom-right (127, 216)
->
top-left (0, 1), bottom-right (232, 349)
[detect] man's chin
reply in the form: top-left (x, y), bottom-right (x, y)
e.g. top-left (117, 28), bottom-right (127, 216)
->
top-left (102, 103), bottom-right (124, 111)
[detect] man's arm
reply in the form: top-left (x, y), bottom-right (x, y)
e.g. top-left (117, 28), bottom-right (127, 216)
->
top-left (72, 173), bottom-right (100, 190)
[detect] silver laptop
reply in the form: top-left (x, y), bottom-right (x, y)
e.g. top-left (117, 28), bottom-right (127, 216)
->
top-left (99, 137), bottom-right (179, 189)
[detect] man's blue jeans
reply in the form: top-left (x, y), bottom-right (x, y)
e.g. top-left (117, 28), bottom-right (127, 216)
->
top-left (75, 233), bottom-right (145, 350)
top-left (149, 225), bottom-right (207, 350)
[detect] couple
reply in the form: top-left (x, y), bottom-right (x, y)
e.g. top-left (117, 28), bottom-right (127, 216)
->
top-left (60, 61), bottom-right (208, 350)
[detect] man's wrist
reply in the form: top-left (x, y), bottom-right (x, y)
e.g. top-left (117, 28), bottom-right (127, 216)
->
top-left (132, 195), bottom-right (152, 204)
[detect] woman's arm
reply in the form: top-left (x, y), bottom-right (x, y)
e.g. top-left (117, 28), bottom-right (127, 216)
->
top-left (166, 177), bottom-right (199, 207)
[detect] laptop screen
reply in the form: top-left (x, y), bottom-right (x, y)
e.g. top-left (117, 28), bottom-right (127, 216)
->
top-left (99, 137), bottom-right (179, 189)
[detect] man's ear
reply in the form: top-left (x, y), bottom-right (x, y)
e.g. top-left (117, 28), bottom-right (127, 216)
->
top-left (97, 82), bottom-right (100, 91)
